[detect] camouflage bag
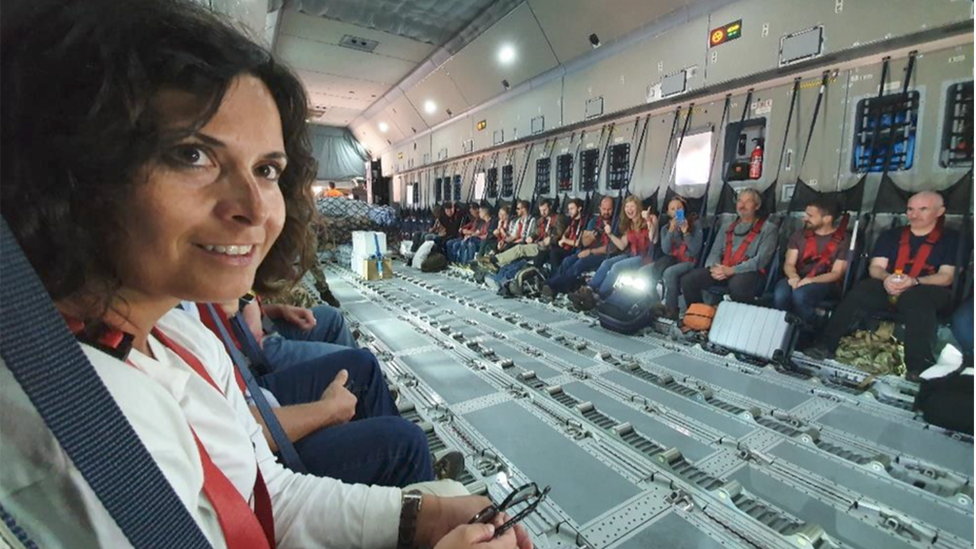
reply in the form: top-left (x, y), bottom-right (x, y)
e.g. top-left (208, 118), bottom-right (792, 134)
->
top-left (835, 322), bottom-right (906, 376)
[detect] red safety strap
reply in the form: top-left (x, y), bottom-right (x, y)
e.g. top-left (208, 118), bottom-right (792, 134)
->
top-left (797, 215), bottom-right (849, 279)
top-left (151, 328), bottom-right (276, 549)
top-left (672, 241), bottom-right (693, 264)
top-left (514, 218), bottom-right (525, 240)
top-left (538, 215), bottom-right (553, 240)
top-left (627, 228), bottom-right (650, 256)
top-left (723, 217), bottom-right (766, 267)
top-left (894, 217), bottom-right (944, 278)
top-left (563, 217), bottom-right (581, 250)
top-left (598, 216), bottom-right (611, 248)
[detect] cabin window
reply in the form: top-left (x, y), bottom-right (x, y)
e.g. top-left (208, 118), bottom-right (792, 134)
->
top-left (535, 157), bottom-right (552, 195)
top-left (851, 91), bottom-right (919, 172)
top-left (675, 130), bottom-right (713, 187)
top-left (556, 154), bottom-right (574, 192)
top-left (580, 148), bottom-right (600, 192)
top-left (474, 172), bottom-right (487, 200)
top-left (941, 81), bottom-right (973, 168)
top-left (606, 143), bottom-right (631, 190)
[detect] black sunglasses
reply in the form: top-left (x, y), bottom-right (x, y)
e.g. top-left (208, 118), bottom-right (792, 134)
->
top-left (469, 482), bottom-right (551, 539)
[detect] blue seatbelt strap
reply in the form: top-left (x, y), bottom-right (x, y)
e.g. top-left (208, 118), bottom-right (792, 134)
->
top-left (204, 304), bottom-right (308, 474)
top-left (373, 233), bottom-right (384, 277)
top-left (0, 502), bottom-right (38, 549)
top-left (0, 218), bottom-right (211, 548)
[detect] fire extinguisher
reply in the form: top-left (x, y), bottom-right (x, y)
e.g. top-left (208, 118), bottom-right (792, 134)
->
top-left (749, 138), bottom-right (764, 179)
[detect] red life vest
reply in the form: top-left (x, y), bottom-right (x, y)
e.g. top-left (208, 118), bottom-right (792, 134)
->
top-left (514, 217), bottom-right (527, 240)
top-left (597, 216), bottom-right (612, 248)
top-left (627, 228), bottom-right (650, 256)
top-left (894, 217), bottom-right (945, 278)
top-left (722, 217), bottom-right (766, 268)
top-left (669, 225), bottom-right (695, 263)
top-left (797, 215), bottom-right (850, 279)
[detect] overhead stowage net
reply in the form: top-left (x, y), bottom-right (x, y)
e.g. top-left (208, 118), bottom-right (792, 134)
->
top-left (501, 164), bottom-right (514, 198)
top-left (580, 148), bottom-right (600, 192)
top-left (941, 81), bottom-right (974, 168)
top-left (607, 143), bottom-right (631, 190)
top-left (486, 168), bottom-right (499, 199)
top-left (851, 91), bottom-right (919, 172)
top-left (453, 175), bottom-right (463, 202)
top-left (557, 154), bottom-right (574, 192)
top-left (536, 158), bottom-right (552, 195)
top-left (434, 177), bottom-right (443, 203)
top-left (442, 177), bottom-right (452, 203)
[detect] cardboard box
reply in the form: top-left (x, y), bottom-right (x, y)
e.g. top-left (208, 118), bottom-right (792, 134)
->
top-left (361, 257), bottom-right (393, 281)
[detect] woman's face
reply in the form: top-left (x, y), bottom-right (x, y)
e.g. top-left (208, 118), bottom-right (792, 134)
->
top-left (625, 201), bottom-right (638, 219)
top-left (116, 75), bottom-right (287, 305)
top-left (668, 199), bottom-right (684, 217)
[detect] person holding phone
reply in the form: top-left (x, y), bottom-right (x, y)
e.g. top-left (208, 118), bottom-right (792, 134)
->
top-left (642, 196), bottom-right (704, 319)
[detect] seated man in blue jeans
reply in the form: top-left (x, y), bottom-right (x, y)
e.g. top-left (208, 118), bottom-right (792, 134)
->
top-left (542, 196), bottom-right (616, 299)
top-left (773, 197), bottom-right (850, 326)
top-left (238, 298), bottom-right (357, 369)
top-left (192, 302), bottom-right (463, 486)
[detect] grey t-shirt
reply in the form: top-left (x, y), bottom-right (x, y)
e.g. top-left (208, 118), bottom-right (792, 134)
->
top-left (787, 229), bottom-right (851, 277)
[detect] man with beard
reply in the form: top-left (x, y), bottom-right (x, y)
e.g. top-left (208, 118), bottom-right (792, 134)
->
top-left (542, 196), bottom-right (616, 298)
top-left (773, 197), bottom-right (851, 325)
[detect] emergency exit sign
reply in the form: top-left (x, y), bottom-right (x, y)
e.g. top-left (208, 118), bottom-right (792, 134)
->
top-left (709, 19), bottom-right (742, 47)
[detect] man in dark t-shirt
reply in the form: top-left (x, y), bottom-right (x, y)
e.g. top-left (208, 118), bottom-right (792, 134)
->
top-left (438, 202), bottom-right (465, 240)
top-left (773, 198), bottom-right (851, 324)
top-left (808, 192), bottom-right (961, 379)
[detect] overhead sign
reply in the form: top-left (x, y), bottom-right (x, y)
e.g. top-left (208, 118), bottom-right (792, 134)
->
top-left (477, 120), bottom-right (487, 131)
top-left (709, 19), bottom-right (742, 48)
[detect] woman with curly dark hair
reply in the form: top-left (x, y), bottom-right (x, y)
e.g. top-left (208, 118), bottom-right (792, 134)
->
top-left (0, 1), bottom-right (530, 548)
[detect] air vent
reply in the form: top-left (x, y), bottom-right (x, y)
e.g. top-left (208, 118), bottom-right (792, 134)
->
top-left (339, 35), bottom-right (379, 53)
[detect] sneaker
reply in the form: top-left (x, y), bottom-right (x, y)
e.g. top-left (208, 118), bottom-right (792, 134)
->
top-left (567, 292), bottom-right (585, 310)
top-left (540, 285), bottom-right (554, 301)
top-left (433, 450), bottom-right (465, 481)
top-left (485, 275), bottom-right (501, 293)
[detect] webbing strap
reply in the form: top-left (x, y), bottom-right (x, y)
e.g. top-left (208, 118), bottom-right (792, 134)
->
top-left (772, 78), bottom-right (801, 184)
top-left (204, 304), bottom-right (308, 474)
top-left (0, 217), bottom-right (212, 548)
top-left (798, 71), bottom-right (830, 176)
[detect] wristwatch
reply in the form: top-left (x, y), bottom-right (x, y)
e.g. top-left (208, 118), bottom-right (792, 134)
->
top-left (397, 490), bottom-right (423, 549)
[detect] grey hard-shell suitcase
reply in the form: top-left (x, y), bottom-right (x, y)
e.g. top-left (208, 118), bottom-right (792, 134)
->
top-left (707, 301), bottom-right (798, 365)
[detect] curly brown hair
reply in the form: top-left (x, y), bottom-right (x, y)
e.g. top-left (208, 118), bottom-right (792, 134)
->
top-left (1, 0), bottom-right (317, 318)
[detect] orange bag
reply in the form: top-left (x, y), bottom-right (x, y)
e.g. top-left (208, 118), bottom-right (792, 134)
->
top-left (682, 304), bottom-right (716, 333)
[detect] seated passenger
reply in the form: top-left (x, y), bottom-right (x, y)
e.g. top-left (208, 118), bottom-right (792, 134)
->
top-left (571, 197), bottom-right (656, 310)
top-left (499, 200), bottom-right (535, 252)
top-left (544, 198), bottom-right (587, 275)
top-left (773, 198), bottom-right (850, 326)
top-left (427, 201), bottom-right (464, 248)
top-left (680, 188), bottom-right (777, 305)
top-left (0, 1), bottom-right (530, 546)
top-left (489, 198), bottom-right (566, 270)
top-left (645, 197), bottom-right (703, 319)
top-left (542, 196), bottom-right (616, 298)
top-left (237, 299), bottom-right (358, 369)
top-left (807, 191), bottom-right (960, 380)
top-left (446, 202), bottom-right (482, 263)
top-left (481, 205), bottom-right (510, 255)
top-left (459, 205), bottom-right (492, 264)
top-left (952, 295), bottom-right (973, 355)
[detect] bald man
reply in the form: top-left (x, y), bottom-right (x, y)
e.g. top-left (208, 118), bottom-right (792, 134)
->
top-left (542, 196), bottom-right (617, 297)
top-left (808, 191), bottom-right (960, 380)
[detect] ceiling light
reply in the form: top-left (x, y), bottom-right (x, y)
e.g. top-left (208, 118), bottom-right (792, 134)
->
top-left (498, 44), bottom-right (516, 65)
top-left (424, 100), bottom-right (437, 114)
top-left (378, 122), bottom-right (389, 133)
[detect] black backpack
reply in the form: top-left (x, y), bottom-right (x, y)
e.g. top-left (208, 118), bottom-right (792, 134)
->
top-left (914, 357), bottom-right (973, 435)
top-left (421, 252), bottom-right (448, 272)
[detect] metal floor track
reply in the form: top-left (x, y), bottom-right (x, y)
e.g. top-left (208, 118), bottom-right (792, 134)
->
top-left (317, 257), bottom-right (974, 549)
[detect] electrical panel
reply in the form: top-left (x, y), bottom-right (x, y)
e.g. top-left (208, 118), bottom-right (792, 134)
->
top-left (585, 97), bottom-right (604, 119)
top-left (453, 175), bottom-right (463, 201)
top-left (501, 165), bottom-right (515, 198)
top-left (535, 158), bottom-right (552, 196)
top-left (724, 118), bottom-right (767, 181)
top-left (493, 129), bottom-right (505, 145)
top-left (779, 26), bottom-right (823, 66)
top-left (941, 81), bottom-right (973, 168)
top-left (851, 91), bottom-right (919, 172)
top-left (580, 149), bottom-right (600, 191)
top-left (531, 116), bottom-right (545, 135)
top-left (434, 177), bottom-right (443, 202)
top-left (607, 143), bottom-right (631, 190)
top-left (557, 154), bottom-right (574, 192)
top-left (486, 168), bottom-right (499, 199)
top-left (661, 70), bottom-right (688, 98)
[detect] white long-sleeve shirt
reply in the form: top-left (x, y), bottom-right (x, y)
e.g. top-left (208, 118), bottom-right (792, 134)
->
top-left (0, 309), bottom-right (401, 549)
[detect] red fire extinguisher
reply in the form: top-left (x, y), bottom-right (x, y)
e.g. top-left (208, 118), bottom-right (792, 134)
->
top-left (749, 138), bottom-right (764, 179)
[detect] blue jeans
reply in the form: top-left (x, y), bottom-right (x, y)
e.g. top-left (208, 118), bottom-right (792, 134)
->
top-left (590, 255), bottom-right (642, 298)
top-left (459, 238), bottom-right (482, 264)
top-left (257, 349), bottom-right (433, 487)
top-left (547, 252), bottom-right (607, 295)
top-left (952, 297), bottom-right (973, 355)
top-left (262, 304), bottom-right (358, 372)
top-left (773, 279), bottom-right (836, 324)
top-left (446, 238), bottom-right (464, 262)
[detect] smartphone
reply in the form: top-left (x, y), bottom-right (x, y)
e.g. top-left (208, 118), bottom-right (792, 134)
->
top-left (675, 209), bottom-right (685, 223)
